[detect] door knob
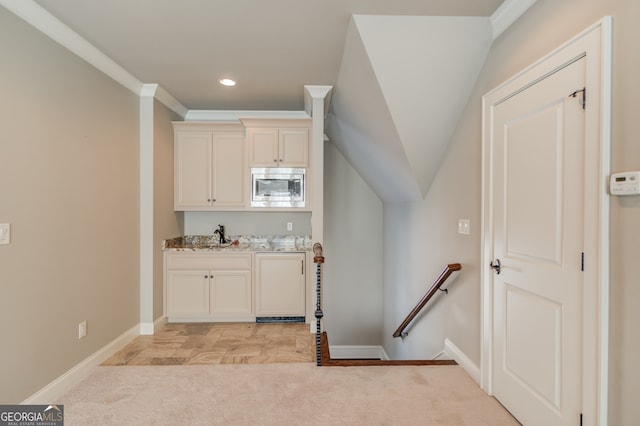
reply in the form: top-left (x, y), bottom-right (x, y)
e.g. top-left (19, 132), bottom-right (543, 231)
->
top-left (490, 259), bottom-right (501, 274)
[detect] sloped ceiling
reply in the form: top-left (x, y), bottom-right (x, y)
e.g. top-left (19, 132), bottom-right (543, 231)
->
top-left (327, 15), bottom-right (493, 202)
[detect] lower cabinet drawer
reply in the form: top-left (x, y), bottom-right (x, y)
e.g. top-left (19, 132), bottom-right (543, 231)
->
top-left (165, 252), bottom-right (251, 270)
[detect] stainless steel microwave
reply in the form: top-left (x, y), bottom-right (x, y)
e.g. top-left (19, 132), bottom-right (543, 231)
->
top-left (251, 168), bottom-right (306, 208)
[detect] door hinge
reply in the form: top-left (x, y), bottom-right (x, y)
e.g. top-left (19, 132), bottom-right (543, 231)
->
top-left (569, 87), bottom-right (586, 109)
top-left (581, 252), bottom-right (585, 272)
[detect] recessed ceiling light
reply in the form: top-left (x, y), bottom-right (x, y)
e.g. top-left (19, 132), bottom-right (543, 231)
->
top-left (219, 78), bottom-right (236, 87)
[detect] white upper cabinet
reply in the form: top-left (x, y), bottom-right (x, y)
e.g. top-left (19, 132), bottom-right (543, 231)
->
top-left (174, 123), bottom-right (246, 210)
top-left (248, 127), bottom-right (309, 168)
top-left (211, 132), bottom-right (245, 206)
top-left (279, 128), bottom-right (309, 167)
top-left (243, 119), bottom-right (311, 168)
top-left (247, 127), bottom-right (279, 167)
top-left (175, 131), bottom-right (212, 209)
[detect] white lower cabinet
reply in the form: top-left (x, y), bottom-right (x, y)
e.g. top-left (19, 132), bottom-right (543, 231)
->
top-left (165, 253), bottom-right (252, 321)
top-left (164, 251), bottom-right (307, 321)
top-left (254, 252), bottom-right (306, 317)
top-left (210, 271), bottom-right (252, 317)
top-left (167, 270), bottom-right (210, 316)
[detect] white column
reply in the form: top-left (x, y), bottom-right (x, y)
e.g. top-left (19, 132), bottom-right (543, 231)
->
top-left (303, 85), bottom-right (333, 333)
top-left (139, 84), bottom-right (157, 335)
top-left (304, 85), bottom-right (333, 246)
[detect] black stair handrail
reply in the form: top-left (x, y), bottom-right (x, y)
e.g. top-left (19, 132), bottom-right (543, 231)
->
top-left (392, 263), bottom-right (461, 338)
top-left (313, 243), bottom-right (324, 366)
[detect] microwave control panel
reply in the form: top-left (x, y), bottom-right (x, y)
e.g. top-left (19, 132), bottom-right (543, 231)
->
top-left (610, 171), bottom-right (640, 195)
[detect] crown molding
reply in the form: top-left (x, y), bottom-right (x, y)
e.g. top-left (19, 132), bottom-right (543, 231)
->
top-left (490, 0), bottom-right (539, 40)
top-left (184, 110), bottom-right (310, 122)
top-left (0, 0), bottom-right (140, 93)
top-left (0, 0), bottom-right (187, 118)
top-left (304, 85), bottom-right (333, 118)
top-left (139, 83), bottom-right (158, 98)
top-left (155, 86), bottom-right (188, 118)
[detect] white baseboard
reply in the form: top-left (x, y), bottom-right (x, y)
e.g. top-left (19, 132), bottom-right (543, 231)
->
top-left (329, 345), bottom-right (389, 360)
top-left (432, 349), bottom-right (449, 360)
top-left (309, 319), bottom-right (324, 334)
top-left (140, 316), bottom-right (168, 335)
top-left (444, 338), bottom-right (480, 384)
top-left (22, 324), bottom-right (140, 404)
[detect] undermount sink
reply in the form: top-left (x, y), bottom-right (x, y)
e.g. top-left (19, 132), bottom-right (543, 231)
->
top-left (194, 242), bottom-right (234, 249)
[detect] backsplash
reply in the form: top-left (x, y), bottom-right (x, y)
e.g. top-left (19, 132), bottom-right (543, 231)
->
top-left (182, 211), bottom-right (312, 236)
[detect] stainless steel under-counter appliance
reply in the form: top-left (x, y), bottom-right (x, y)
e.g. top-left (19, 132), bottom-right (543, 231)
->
top-left (251, 167), bottom-right (306, 208)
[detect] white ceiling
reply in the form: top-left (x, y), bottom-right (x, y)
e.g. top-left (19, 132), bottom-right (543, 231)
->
top-left (9, 0), bottom-right (537, 203)
top-left (33, 0), bottom-right (505, 111)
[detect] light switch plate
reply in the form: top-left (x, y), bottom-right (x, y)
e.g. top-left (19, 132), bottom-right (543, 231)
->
top-left (457, 219), bottom-right (470, 235)
top-left (0, 223), bottom-right (10, 244)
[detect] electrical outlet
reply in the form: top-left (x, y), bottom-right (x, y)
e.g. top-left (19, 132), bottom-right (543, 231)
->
top-left (78, 321), bottom-right (87, 339)
top-left (0, 223), bottom-right (10, 245)
top-left (458, 219), bottom-right (471, 235)
top-left (287, 222), bottom-right (293, 231)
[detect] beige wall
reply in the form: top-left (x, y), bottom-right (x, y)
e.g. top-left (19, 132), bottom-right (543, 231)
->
top-left (382, 0), bottom-right (640, 423)
top-left (153, 100), bottom-right (182, 320)
top-left (0, 8), bottom-right (140, 403)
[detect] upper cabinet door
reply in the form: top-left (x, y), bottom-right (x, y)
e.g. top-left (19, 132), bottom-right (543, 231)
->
top-left (174, 127), bottom-right (246, 211)
top-left (175, 131), bottom-right (212, 209)
top-left (212, 132), bottom-right (246, 207)
top-left (247, 128), bottom-right (279, 167)
top-left (247, 127), bottom-right (308, 168)
top-left (279, 128), bottom-right (308, 167)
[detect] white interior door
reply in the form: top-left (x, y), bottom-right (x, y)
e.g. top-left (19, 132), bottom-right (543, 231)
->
top-left (489, 57), bottom-right (586, 425)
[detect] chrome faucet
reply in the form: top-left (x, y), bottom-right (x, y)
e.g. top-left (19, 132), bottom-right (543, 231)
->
top-left (213, 224), bottom-right (226, 244)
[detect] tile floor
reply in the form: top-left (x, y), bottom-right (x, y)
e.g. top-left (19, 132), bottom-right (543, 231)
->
top-left (102, 322), bottom-right (315, 366)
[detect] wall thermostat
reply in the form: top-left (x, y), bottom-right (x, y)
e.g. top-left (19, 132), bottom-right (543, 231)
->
top-left (610, 171), bottom-right (640, 195)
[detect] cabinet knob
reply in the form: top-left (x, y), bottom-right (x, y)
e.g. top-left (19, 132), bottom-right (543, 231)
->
top-left (273, 159), bottom-right (278, 162)
top-left (212, 198), bottom-right (216, 202)
top-left (204, 275), bottom-right (208, 279)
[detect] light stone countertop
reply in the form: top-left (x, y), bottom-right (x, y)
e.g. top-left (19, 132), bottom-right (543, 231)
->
top-left (162, 235), bottom-right (312, 252)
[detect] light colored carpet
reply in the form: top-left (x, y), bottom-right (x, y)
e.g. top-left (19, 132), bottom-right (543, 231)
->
top-left (59, 363), bottom-right (518, 425)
